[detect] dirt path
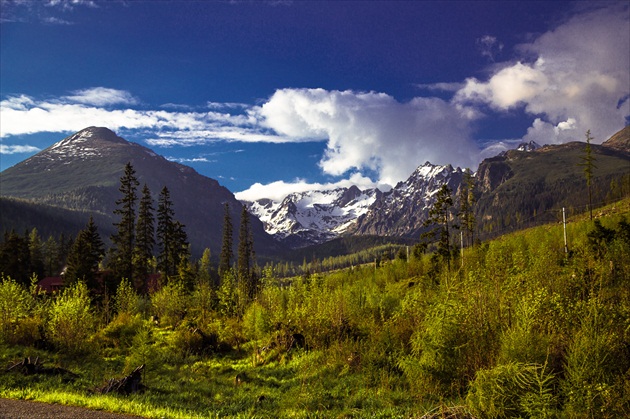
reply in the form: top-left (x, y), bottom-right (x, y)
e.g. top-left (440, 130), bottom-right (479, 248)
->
top-left (0, 398), bottom-right (143, 419)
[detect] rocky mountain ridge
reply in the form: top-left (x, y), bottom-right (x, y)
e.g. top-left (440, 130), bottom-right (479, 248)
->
top-left (245, 186), bottom-right (380, 248)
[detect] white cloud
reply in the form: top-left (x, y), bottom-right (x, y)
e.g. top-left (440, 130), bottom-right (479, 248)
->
top-left (0, 144), bottom-right (41, 154)
top-left (0, 92), bottom-right (269, 141)
top-left (166, 156), bottom-right (215, 163)
top-left (42, 16), bottom-right (72, 25)
top-left (416, 82), bottom-right (464, 93)
top-left (235, 172), bottom-right (385, 202)
top-left (45, 0), bottom-right (97, 10)
top-left (455, 3), bottom-right (629, 145)
top-left (258, 88), bottom-right (480, 187)
top-left (476, 35), bottom-right (504, 62)
top-left (64, 87), bottom-right (139, 106)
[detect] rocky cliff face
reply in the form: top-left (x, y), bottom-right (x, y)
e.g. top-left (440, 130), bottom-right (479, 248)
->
top-left (352, 162), bottom-right (464, 238)
top-left (602, 125), bottom-right (630, 152)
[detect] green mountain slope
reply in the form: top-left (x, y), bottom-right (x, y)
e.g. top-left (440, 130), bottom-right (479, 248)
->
top-left (475, 133), bottom-right (630, 236)
top-left (0, 127), bottom-right (283, 258)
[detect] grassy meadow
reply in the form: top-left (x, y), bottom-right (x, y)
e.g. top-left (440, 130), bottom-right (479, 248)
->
top-left (1, 199), bottom-right (629, 418)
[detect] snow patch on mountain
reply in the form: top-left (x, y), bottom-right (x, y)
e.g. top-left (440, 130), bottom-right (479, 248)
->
top-left (244, 186), bottom-right (380, 248)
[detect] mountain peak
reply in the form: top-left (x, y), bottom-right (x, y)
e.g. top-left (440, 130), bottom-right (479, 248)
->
top-left (516, 140), bottom-right (541, 152)
top-left (51, 126), bottom-right (127, 148)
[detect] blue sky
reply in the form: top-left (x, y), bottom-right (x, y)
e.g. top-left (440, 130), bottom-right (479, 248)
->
top-left (1, 1), bottom-right (628, 201)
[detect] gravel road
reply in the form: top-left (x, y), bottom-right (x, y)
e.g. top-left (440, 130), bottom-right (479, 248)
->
top-left (0, 398), bottom-right (143, 419)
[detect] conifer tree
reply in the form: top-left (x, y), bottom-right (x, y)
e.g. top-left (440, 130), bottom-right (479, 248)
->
top-left (579, 130), bottom-right (597, 220)
top-left (458, 168), bottom-right (477, 247)
top-left (28, 228), bottom-right (44, 280)
top-left (237, 205), bottom-right (257, 300)
top-left (156, 187), bottom-right (189, 280)
top-left (157, 186), bottom-right (175, 278)
top-left (422, 183), bottom-right (455, 269)
top-left (133, 183), bottom-right (155, 290)
top-left (65, 216), bottom-right (105, 290)
top-left (42, 235), bottom-right (60, 277)
top-left (0, 231), bottom-right (31, 285)
top-left (219, 203), bottom-right (233, 279)
top-left (109, 162), bottom-right (139, 280)
top-left (198, 248), bottom-right (213, 287)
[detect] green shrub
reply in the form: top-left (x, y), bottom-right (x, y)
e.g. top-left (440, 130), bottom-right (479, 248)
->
top-left (46, 281), bottom-right (95, 354)
top-left (0, 276), bottom-right (36, 344)
top-left (114, 278), bottom-right (142, 315)
top-left (150, 279), bottom-right (188, 327)
top-left (562, 298), bottom-right (630, 418)
top-left (242, 301), bottom-right (271, 341)
top-left (99, 312), bottom-right (145, 349)
top-left (467, 362), bottom-right (556, 418)
top-left (169, 324), bottom-right (204, 357)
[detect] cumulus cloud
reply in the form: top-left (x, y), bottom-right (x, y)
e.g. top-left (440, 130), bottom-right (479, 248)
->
top-left (0, 144), bottom-right (41, 155)
top-left (257, 88), bottom-right (480, 187)
top-left (455, 3), bottom-right (629, 145)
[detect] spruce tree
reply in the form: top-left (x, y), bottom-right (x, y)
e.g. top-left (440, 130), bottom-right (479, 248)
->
top-left (42, 235), bottom-right (60, 277)
top-left (133, 183), bottom-right (155, 290)
top-left (65, 216), bottom-right (105, 290)
top-left (198, 248), bottom-right (213, 287)
top-left (458, 168), bottom-right (477, 247)
top-left (237, 205), bottom-right (257, 300)
top-left (109, 162), bottom-right (139, 281)
top-left (0, 231), bottom-right (31, 285)
top-left (28, 228), bottom-right (45, 280)
top-left (156, 187), bottom-right (189, 280)
top-left (579, 130), bottom-right (597, 220)
top-left (219, 203), bottom-right (233, 279)
top-left (157, 186), bottom-right (175, 278)
top-left (422, 183), bottom-right (455, 269)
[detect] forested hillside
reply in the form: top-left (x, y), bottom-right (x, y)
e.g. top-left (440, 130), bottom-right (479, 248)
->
top-left (1, 199), bottom-right (628, 418)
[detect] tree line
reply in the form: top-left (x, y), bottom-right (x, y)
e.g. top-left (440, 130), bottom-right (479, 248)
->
top-left (0, 162), bottom-right (257, 301)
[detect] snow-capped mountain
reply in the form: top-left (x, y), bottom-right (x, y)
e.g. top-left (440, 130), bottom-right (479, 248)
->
top-left (245, 162), bottom-right (464, 247)
top-left (244, 186), bottom-right (381, 248)
top-left (351, 162), bottom-right (464, 238)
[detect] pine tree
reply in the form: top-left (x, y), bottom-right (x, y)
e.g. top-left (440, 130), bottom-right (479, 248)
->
top-left (237, 205), bottom-right (257, 300)
top-left (133, 183), bottom-right (155, 291)
top-left (172, 221), bottom-right (190, 270)
top-left (458, 168), bottom-right (477, 247)
top-left (156, 187), bottom-right (188, 280)
top-left (157, 186), bottom-right (175, 278)
top-left (65, 216), bottom-right (105, 290)
top-left (28, 228), bottom-right (44, 280)
top-left (198, 248), bottom-right (213, 287)
top-left (42, 235), bottom-right (60, 277)
top-left (0, 231), bottom-right (31, 285)
top-left (422, 183), bottom-right (455, 269)
top-left (219, 203), bottom-right (233, 279)
top-left (109, 162), bottom-right (139, 280)
top-left (579, 130), bottom-right (597, 220)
